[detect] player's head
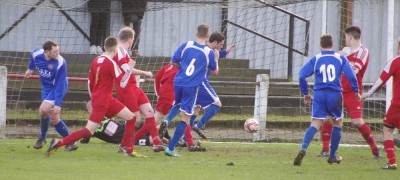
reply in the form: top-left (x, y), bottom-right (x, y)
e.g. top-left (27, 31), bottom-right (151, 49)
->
top-left (320, 34), bottom-right (333, 49)
top-left (196, 24), bottom-right (210, 40)
top-left (104, 37), bottom-right (119, 56)
top-left (345, 26), bottom-right (361, 46)
top-left (208, 32), bottom-right (225, 49)
top-left (43, 40), bottom-right (59, 59)
top-left (118, 27), bottom-right (135, 48)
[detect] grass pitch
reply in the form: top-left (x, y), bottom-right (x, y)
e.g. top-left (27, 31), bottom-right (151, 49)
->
top-left (0, 138), bottom-right (398, 179)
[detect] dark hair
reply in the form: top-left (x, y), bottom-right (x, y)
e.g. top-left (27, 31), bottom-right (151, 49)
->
top-left (197, 24), bottom-right (209, 38)
top-left (209, 32), bottom-right (225, 43)
top-left (43, 40), bottom-right (58, 51)
top-left (320, 34), bottom-right (333, 48)
top-left (345, 26), bottom-right (361, 40)
top-left (118, 27), bottom-right (135, 42)
top-left (104, 37), bottom-right (118, 51)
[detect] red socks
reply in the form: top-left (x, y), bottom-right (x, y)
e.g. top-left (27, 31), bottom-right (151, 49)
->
top-left (321, 122), bottom-right (333, 151)
top-left (57, 128), bottom-right (92, 147)
top-left (384, 140), bottom-right (396, 165)
top-left (121, 118), bottom-right (136, 154)
top-left (358, 124), bottom-right (379, 153)
top-left (134, 117), bottom-right (161, 145)
top-left (184, 125), bottom-right (195, 146)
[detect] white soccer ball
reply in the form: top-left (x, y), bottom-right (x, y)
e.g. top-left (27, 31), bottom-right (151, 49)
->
top-left (244, 118), bottom-right (260, 133)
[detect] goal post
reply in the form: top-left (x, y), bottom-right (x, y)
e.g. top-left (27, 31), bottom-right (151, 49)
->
top-left (0, 66), bottom-right (7, 138)
top-left (253, 74), bottom-right (269, 142)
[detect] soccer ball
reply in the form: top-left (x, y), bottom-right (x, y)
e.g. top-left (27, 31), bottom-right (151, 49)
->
top-left (244, 118), bottom-right (260, 133)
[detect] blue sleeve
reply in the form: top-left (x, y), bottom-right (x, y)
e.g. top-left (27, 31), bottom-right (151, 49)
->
top-left (171, 42), bottom-right (187, 63)
top-left (299, 57), bottom-right (316, 95)
top-left (341, 56), bottom-right (359, 92)
top-left (54, 59), bottom-right (68, 106)
top-left (219, 50), bottom-right (228, 58)
top-left (208, 50), bottom-right (216, 70)
top-left (28, 50), bottom-right (36, 70)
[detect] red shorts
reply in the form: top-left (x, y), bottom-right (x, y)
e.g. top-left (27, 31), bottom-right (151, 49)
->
top-left (117, 86), bottom-right (150, 112)
top-left (155, 96), bottom-right (174, 115)
top-left (343, 92), bottom-right (362, 119)
top-left (383, 103), bottom-right (400, 129)
top-left (89, 98), bottom-right (125, 124)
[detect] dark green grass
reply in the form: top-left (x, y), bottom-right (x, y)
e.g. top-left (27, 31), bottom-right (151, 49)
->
top-left (0, 138), bottom-right (398, 179)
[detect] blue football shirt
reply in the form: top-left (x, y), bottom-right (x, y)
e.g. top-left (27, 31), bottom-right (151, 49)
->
top-left (172, 41), bottom-right (216, 87)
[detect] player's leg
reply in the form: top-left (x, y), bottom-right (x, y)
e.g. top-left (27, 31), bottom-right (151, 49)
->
top-left (319, 116), bottom-right (333, 157)
top-left (184, 107), bottom-right (200, 147)
top-left (136, 89), bottom-right (162, 145)
top-left (49, 111), bottom-right (78, 151)
top-left (115, 88), bottom-right (140, 156)
top-left (34, 100), bottom-right (52, 149)
top-left (294, 90), bottom-right (325, 166)
top-left (165, 86), bottom-right (197, 156)
top-left (114, 104), bottom-right (140, 156)
top-left (138, 101), bottom-right (165, 152)
top-left (381, 104), bottom-right (399, 170)
top-left (344, 92), bottom-right (379, 158)
top-left (195, 83), bottom-right (221, 130)
top-left (326, 90), bottom-right (344, 164)
top-left (46, 120), bottom-right (100, 157)
top-left (164, 104), bottom-right (181, 126)
top-left (328, 118), bottom-right (343, 164)
top-left (294, 118), bottom-right (322, 166)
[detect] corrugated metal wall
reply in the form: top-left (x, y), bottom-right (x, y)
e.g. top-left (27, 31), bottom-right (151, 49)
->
top-left (0, 0), bottom-right (399, 82)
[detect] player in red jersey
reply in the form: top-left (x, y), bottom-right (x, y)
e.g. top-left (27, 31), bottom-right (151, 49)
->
top-left (113, 27), bottom-right (164, 153)
top-left (320, 26), bottom-right (380, 158)
top-left (45, 37), bottom-right (139, 157)
top-left (361, 42), bottom-right (400, 169)
top-left (154, 63), bottom-right (178, 126)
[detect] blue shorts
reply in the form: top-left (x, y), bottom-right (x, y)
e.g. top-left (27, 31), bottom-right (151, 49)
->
top-left (174, 86), bottom-right (199, 115)
top-left (196, 81), bottom-right (219, 108)
top-left (312, 89), bottom-right (343, 120)
top-left (41, 85), bottom-right (68, 105)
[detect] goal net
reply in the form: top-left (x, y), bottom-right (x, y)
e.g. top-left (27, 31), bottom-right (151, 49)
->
top-left (1, 0), bottom-right (396, 144)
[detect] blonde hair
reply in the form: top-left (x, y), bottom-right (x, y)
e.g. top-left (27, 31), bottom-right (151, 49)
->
top-left (197, 24), bottom-right (209, 39)
top-left (118, 27), bottom-right (135, 42)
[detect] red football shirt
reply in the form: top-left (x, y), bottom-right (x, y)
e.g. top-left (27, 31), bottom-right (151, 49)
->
top-left (113, 45), bottom-right (136, 87)
top-left (341, 45), bottom-right (369, 93)
top-left (88, 55), bottom-right (121, 104)
top-left (154, 63), bottom-right (178, 98)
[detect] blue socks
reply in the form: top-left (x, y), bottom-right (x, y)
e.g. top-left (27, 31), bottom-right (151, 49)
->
top-left (330, 126), bottom-right (342, 158)
top-left (168, 121), bottom-right (187, 151)
top-left (55, 120), bottom-right (70, 137)
top-left (190, 115), bottom-right (197, 127)
top-left (39, 117), bottom-right (50, 139)
top-left (165, 105), bottom-right (181, 125)
top-left (301, 126), bottom-right (318, 151)
top-left (196, 104), bottom-right (220, 129)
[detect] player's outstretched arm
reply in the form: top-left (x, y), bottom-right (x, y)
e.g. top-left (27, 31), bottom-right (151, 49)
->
top-left (24, 69), bottom-right (34, 78)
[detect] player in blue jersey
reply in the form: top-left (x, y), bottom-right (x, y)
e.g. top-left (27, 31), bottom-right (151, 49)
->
top-left (24, 40), bottom-right (78, 151)
top-left (160, 32), bottom-right (225, 140)
top-left (164, 24), bottom-right (217, 157)
top-left (293, 35), bottom-right (361, 166)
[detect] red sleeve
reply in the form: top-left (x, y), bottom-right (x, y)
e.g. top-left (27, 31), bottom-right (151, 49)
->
top-left (368, 57), bottom-right (400, 95)
top-left (353, 48), bottom-right (369, 71)
top-left (113, 46), bottom-right (130, 67)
